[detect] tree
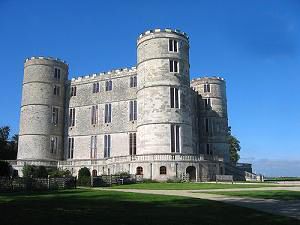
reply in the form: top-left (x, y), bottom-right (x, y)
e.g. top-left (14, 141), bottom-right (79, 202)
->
top-left (0, 126), bottom-right (18, 160)
top-left (78, 167), bottom-right (91, 186)
top-left (228, 133), bottom-right (241, 163)
top-left (0, 161), bottom-right (11, 177)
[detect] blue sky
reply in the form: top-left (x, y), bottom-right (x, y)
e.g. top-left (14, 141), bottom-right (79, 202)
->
top-left (0, 0), bottom-right (299, 176)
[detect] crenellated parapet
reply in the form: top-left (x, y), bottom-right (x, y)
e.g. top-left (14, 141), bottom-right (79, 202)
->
top-left (70, 66), bottom-right (137, 84)
top-left (24, 56), bottom-right (68, 65)
top-left (138, 28), bottom-right (189, 41)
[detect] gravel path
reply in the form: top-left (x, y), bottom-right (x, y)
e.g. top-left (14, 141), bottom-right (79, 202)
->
top-left (100, 186), bottom-right (300, 220)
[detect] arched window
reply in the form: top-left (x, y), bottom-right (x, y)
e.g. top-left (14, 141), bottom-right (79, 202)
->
top-left (136, 166), bottom-right (143, 175)
top-left (160, 166), bottom-right (167, 175)
top-left (92, 169), bottom-right (97, 177)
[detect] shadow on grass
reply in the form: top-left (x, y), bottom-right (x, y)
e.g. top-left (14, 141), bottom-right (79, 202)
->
top-left (0, 189), bottom-right (298, 225)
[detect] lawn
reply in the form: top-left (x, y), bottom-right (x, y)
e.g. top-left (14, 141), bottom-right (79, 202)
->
top-left (0, 189), bottom-right (299, 225)
top-left (109, 182), bottom-right (277, 190)
top-left (205, 190), bottom-right (300, 201)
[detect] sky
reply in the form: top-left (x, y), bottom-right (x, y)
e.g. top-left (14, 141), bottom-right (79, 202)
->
top-left (0, 0), bottom-right (299, 176)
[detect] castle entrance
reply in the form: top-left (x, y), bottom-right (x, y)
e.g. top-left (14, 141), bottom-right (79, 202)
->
top-left (186, 166), bottom-right (196, 182)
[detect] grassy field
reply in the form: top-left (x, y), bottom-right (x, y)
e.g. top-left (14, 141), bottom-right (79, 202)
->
top-left (0, 189), bottom-right (298, 225)
top-left (205, 190), bottom-right (300, 201)
top-left (109, 182), bottom-right (277, 190)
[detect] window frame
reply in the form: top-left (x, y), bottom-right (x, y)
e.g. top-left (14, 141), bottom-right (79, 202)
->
top-left (104, 103), bottom-right (112, 123)
top-left (171, 125), bottom-right (180, 153)
top-left (168, 39), bottom-right (178, 52)
top-left (51, 106), bottom-right (59, 125)
top-left (91, 105), bottom-right (98, 125)
top-left (169, 60), bottom-right (179, 73)
top-left (104, 134), bottom-right (111, 158)
top-left (160, 166), bottom-right (167, 175)
top-left (68, 137), bottom-right (74, 159)
top-left (71, 86), bottom-right (77, 96)
top-left (54, 68), bottom-right (61, 81)
top-left (90, 135), bottom-right (97, 159)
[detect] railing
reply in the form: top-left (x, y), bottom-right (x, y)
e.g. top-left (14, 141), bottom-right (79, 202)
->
top-left (58, 153), bottom-right (224, 167)
top-left (6, 160), bottom-right (58, 167)
top-left (7, 153), bottom-right (224, 168)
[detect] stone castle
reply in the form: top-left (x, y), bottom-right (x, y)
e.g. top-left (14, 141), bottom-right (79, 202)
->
top-left (15, 28), bottom-right (241, 181)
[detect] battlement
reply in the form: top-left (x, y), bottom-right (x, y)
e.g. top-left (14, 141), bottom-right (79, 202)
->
top-left (138, 28), bottom-right (189, 40)
top-left (191, 76), bottom-right (225, 83)
top-left (70, 66), bottom-right (137, 83)
top-left (24, 56), bottom-right (68, 65)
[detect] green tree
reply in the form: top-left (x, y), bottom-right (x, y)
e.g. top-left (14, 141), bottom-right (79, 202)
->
top-left (78, 167), bottom-right (91, 186)
top-left (0, 161), bottom-right (11, 177)
top-left (228, 134), bottom-right (241, 163)
top-left (0, 126), bottom-right (18, 160)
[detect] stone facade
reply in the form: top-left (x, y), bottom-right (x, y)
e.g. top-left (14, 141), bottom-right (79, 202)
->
top-left (16, 29), bottom-right (230, 181)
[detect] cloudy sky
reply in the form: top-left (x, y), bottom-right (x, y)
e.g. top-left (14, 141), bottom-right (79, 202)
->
top-left (0, 0), bottom-right (299, 176)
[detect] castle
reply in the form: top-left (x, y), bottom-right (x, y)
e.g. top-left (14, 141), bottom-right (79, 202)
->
top-left (15, 28), bottom-right (234, 181)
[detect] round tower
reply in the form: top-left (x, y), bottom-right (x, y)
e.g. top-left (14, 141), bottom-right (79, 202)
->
top-left (137, 29), bottom-right (193, 154)
top-left (17, 57), bottom-right (68, 161)
top-left (191, 77), bottom-right (230, 162)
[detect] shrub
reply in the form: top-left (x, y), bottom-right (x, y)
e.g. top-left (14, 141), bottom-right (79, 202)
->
top-left (0, 161), bottom-right (11, 177)
top-left (22, 165), bottom-right (48, 178)
top-left (78, 167), bottom-right (91, 186)
top-left (166, 177), bottom-right (182, 183)
top-left (49, 168), bottom-right (72, 177)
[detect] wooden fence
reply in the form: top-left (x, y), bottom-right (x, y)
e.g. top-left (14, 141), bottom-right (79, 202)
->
top-left (0, 177), bottom-right (77, 192)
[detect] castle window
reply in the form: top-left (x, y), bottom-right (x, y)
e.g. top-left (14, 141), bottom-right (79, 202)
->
top-left (50, 136), bottom-right (58, 154)
top-left (104, 134), bottom-right (111, 158)
top-left (53, 85), bottom-right (60, 96)
top-left (51, 107), bottom-right (59, 125)
top-left (171, 125), bottom-right (180, 153)
top-left (105, 80), bottom-right (113, 91)
top-left (130, 76), bottom-right (137, 88)
top-left (204, 98), bottom-right (211, 108)
top-left (54, 68), bottom-right (61, 80)
top-left (69, 108), bottom-right (76, 127)
top-left (204, 83), bottom-right (210, 93)
top-left (136, 166), bottom-right (143, 175)
top-left (104, 103), bottom-right (112, 123)
top-left (71, 86), bottom-right (77, 96)
top-left (129, 133), bottom-right (136, 155)
top-left (170, 87), bottom-right (179, 108)
top-left (206, 143), bottom-right (213, 155)
top-left (68, 137), bottom-right (74, 159)
top-left (93, 82), bottom-right (100, 93)
top-left (169, 60), bottom-right (179, 73)
top-left (90, 135), bottom-right (97, 159)
top-left (205, 118), bottom-right (211, 134)
top-left (160, 166), bottom-right (167, 175)
top-left (169, 39), bottom-right (178, 52)
top-left (91, 105), bottom-right (98, 125)
top-left (129, 100), bottom-right (137, 121)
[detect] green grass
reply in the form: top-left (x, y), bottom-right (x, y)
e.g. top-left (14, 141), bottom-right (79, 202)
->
top-left (0, 189), bottom-right (298, 225)
top-left (265, 177), bottom-right (300, 182)
top-left (109, 182), bottom-right (277, 190)
top-left (205, 190), bottom-right (300, 201)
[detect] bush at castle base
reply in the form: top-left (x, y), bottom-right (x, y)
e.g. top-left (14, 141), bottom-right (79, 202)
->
top-left (22, 165), bottom-right (48, 178)
top-left (78, 167), bottom-right (91, 186)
